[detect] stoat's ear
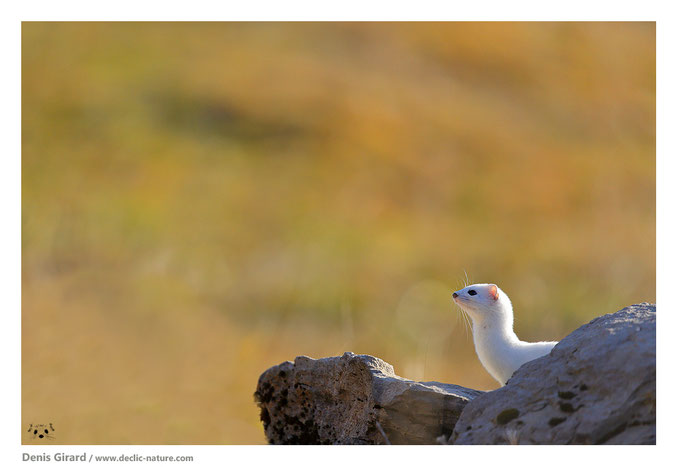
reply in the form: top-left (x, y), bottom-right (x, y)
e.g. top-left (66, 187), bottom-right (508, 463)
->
top-left (488, 284), bottom-right (499, 301)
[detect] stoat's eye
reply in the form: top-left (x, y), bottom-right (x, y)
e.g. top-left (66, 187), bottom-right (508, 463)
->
top-left (468, 289), bottom-right (477, 296)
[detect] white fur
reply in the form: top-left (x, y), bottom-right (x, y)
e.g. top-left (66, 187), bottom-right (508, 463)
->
top-left (452, 283), bottom-right (557, 386)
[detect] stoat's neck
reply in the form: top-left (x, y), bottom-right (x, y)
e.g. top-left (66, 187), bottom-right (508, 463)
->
top-left (461, 292), bottom-right (557, 386)
top-left (472, 315), bottom-right (519, 345)
top-left (471, 301), bottom-right (520, 353)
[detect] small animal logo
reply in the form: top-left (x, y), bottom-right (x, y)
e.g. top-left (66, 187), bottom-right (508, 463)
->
top-left (27, 423), bottom-right (55, 440)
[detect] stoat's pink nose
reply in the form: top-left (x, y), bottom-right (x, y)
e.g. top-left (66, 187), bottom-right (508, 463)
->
top-left (452, 292), bottom-right (458, 298)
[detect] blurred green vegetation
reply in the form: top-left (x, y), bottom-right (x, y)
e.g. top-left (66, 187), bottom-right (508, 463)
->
top-left (22, 22), bottom-right (655, 444)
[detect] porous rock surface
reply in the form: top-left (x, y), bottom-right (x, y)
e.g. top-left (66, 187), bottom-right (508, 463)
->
top-left (255, 304), bottom-right (655, 444)
top-left (254, 352), bottom-right (483, 444)
top-left (452, 303), bottom-right (656, 444)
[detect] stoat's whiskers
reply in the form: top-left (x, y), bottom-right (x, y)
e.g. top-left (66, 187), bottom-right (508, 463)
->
top-left (453, 299), bottom-right (468, 341)
top-left (455, 271), bottom-right (473, 340)
top-left (463, 309), bottom-right (472, 340)
top-left (454, 304), bottom-right (461, 336)
top-left (454, 302), bottom-right (472, 341)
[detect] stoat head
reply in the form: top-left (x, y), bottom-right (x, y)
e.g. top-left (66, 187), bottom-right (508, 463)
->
top-left (452, 283), bottom-right (512, 324)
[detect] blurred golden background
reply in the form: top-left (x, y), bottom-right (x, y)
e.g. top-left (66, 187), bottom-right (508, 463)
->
top-left (22, 22), bottom-right (655, 444)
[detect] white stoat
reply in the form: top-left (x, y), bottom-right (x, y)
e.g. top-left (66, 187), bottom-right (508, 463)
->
top-left (452, 283), bottom-right (558, 386)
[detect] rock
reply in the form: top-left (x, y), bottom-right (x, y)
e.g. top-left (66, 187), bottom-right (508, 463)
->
top-left (452, 303), bottom-right (656, 444)
top-left (254, 304), bottom-right (656, 445)
top-left (254, 352), bottom-right (483, 444)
